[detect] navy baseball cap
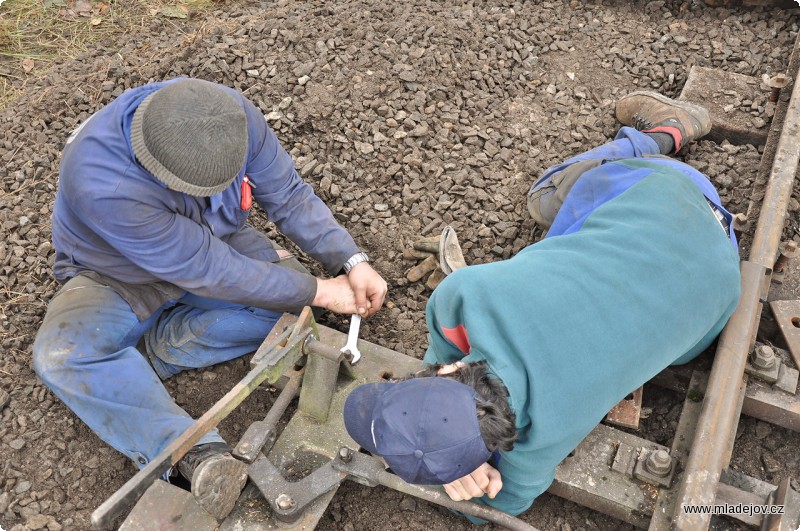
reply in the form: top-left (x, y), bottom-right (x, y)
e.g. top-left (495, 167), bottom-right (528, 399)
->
top-left (343, 377), bottom-right (492, 485)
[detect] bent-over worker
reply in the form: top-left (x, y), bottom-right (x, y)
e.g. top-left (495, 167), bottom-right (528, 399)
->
top-left (344, 91), bottom-right (740, 521)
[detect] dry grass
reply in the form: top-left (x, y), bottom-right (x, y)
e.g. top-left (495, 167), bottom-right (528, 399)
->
top-left (0, 0), bottom-right (214, 109)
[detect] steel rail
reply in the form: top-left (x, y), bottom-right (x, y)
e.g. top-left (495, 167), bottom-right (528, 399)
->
top-left (672, 47), bottom-right (800, 528)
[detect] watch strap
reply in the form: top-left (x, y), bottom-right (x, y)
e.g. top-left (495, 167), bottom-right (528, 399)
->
top-left (343, 252), bottom-right (369, 274)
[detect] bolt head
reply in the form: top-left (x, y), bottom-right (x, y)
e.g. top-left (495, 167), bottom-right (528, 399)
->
top-left (339, 447), bottom-right (353, 462)
top-left (780, 240), bottom-right (799, 258)
top-left (752, 345), bottom-right (776, 369)
top-left (275, 493), bottom-right (295, 511)
top-left (733, 213), bottom-right (748, 231)
top-left (769, 73), bottom-right (789, 89)
top-left (764, 73), bottom-right (788, 89)
top-left (645, 449), bottom-right (672, 476)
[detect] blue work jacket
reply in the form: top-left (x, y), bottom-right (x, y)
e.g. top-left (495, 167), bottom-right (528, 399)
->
top-left (52, 79), bottom-right (359, 312)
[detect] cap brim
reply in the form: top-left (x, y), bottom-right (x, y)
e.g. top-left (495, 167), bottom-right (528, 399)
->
top-left (343, 382), bottom-right (391, 455)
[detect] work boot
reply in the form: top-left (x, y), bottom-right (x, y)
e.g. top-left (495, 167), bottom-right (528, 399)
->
top-left (615, 91), bottom-right (711, 153)
top-left (176, 442), bottom-right (248, 521)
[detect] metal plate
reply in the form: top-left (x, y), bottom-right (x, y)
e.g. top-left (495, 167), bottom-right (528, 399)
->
top-left (606, 386), bottom-right (643, 429)
top-left (770, 299), bottom-right (800, 369)
top-left (548, 423), bottom-right (666, 528)
top-left (120, 480), bottom-right (218, 531)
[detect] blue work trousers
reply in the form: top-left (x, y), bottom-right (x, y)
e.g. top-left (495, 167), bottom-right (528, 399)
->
top-left (32, 275), bottom-right (282, 470)
top-left (527, 126), bottom-right (661, 227)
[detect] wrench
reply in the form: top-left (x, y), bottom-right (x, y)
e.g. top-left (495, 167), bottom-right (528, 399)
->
top-left (340, 314), bottom-right (362, 364)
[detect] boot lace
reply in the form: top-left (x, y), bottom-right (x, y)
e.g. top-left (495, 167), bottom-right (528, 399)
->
top-left (632, 114), bottom-right (653, 131)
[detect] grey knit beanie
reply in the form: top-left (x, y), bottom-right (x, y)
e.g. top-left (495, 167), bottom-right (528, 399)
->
top-left (130, 79), bottom-right (248, 197)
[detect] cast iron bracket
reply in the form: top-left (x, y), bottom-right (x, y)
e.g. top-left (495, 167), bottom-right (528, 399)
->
top-left (248, 453), bottom-right (347, 522)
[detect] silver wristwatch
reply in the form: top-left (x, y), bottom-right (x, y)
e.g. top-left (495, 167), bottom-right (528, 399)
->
top-left (343, 252), bottom-right (369, 274)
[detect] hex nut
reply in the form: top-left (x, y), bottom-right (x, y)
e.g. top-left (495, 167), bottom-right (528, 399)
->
top-left (751, 345), bottom-right (776, 370)
top-left (645, 449), bottom-right (673, 477)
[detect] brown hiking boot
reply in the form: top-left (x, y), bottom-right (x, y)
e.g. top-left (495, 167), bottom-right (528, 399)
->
top-left (615, 91), bottom-right (711, 152)
top-left (176, 442), bottom-right (248, 521)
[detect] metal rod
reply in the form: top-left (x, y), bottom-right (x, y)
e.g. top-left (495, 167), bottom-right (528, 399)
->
top-left (335, 450), bottom-right (536, 530)
top-left (371, 468), bottom-right (539, 531)
top-left (673, 48), bottom-right (800, 528)
top-left (234, 368), bottom-right (303, 463)
top-left (262, 369), bottom-right (302, 429)
top-left (649, 365), bottom-right (800, 432)
top-left (304, 337), bottom-right (346, 362)
top-left (649, 371), bottom-right (707, 530)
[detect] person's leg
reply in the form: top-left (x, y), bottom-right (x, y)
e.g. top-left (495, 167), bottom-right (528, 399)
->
top-left (32, 276), bottom-right (225, 466)
top-left (144, 295), bottom-right (283, 379)
top-left (527, 127), bottom-right (661, 228)
top-left (529, 90), bottom-right (713, 229)
top-left (144, 241), bottom-right (310, 378)
top-left (33, 275), bottom-right (248, 519)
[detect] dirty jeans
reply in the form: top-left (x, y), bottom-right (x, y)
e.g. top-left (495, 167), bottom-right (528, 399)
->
top-left (527, 126), bottom-right (660, 228)
top-left (32, 274), bottom-right (283, 471)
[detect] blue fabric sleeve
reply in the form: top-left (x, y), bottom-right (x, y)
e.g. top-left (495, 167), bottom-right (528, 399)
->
top-left (70, 182), bottom-right (318, 311)
top-left (240, 97), bottom-right (360, 275)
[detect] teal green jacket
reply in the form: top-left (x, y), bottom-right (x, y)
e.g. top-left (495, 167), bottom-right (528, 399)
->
top-left (423, 161), bottom-right (741, 519)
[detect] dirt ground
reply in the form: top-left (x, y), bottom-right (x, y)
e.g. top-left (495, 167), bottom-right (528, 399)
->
top-left (1, 1), bottom-right (800, 530)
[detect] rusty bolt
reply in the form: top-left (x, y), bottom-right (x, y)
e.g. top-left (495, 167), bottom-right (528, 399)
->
top-left (275, 493), bottom-right (296, 511)
top-left (645, 449), bottom-right (673, 477)
top-left (774, 240), bottom-right (799, 274)
top-left (751, 345), bottom-right (777, 370)
top-left (338, 446), bottom-right (353, 463)
top-left (732, 213), bottom-right (748, 233)
top-left (766, 73), bottom-right (788, 102)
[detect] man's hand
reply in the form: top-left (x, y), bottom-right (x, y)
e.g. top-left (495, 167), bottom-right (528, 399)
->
top-left (443, 462), bottom-right (503, 502)
top-left (312, 275), bottom-right (358, 314)
top-left (347, 262), bottom-right (387, 317)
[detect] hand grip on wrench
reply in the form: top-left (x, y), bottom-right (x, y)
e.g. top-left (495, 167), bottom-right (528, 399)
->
top-left (340, 314), bottom-right (362, 364)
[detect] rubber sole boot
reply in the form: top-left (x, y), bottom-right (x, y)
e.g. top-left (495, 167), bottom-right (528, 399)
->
top-left (190, 452), bottom-right (248, 521)
top-left (615, 91), bottom-right (711, 151)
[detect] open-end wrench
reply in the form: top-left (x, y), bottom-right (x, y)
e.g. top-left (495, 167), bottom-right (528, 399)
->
top-left (340, 314), bottom-right (362, 364)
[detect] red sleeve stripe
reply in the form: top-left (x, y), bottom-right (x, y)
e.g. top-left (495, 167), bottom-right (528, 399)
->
top-left (442, 324), bottom-right (471, 355)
